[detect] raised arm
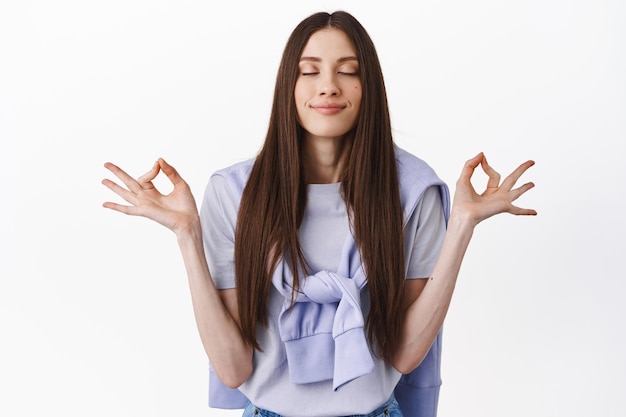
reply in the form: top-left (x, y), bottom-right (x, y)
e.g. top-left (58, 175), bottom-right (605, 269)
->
top-left (392, 152), bottom-right (536, 373)
top-left (102, 159), bottom-right (253, 388)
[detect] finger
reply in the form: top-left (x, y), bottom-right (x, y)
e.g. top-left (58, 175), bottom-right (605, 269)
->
top-left (508, 204), bottom-right (537, 216)
top-left (501, 160), bottom-right (535, 191)
top-left (458, 152), bottom-right (483, 185)
top-left (480, 155), bottom-right (501, 189)
top-left (102, 201), bottom-right (141, 216)
top-left (104, 162), bottom-right (142, 194)
top-left (137, 161), bottom-right (160, 190)
top-left (510, 181), bottom-right (535, 202)
top-left (101, 178), bottom-right (138, 205)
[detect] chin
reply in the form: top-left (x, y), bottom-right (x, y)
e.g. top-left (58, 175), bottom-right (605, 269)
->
top-left (304, 125), bottom-right (355, 140)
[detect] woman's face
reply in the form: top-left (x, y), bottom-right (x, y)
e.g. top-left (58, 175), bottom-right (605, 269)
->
top-left (294, 28), bottom-right (362, 141)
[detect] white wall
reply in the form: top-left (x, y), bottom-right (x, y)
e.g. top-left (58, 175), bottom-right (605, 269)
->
top-left (1, 1), bottom-right (624, 416)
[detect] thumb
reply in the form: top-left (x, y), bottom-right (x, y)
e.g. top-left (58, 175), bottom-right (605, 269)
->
top-left (157, 158), bottom-right (185, 186)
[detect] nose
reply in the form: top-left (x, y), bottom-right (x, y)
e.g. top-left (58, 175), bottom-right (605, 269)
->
top-left (319, 72), bottom-right (339, 96)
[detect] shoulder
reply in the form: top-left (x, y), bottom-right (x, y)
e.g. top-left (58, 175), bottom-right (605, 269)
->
top-left (201, 157), bottom-right (256, 218)
top-left (394, 145), bottom-right (450, 224)
top-left (394, 145), bottom-right (441, 185)
top-left (205, 157), bottom-right (256, 198)
top-left (394, 145), bottom-right (446, 194)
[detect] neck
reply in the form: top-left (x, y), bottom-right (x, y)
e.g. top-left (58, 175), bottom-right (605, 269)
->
top-left (301, 133), bottom-right (353, 184)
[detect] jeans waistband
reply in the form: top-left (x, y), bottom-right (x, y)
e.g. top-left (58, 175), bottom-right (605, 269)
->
top-left (247, 395), bottom-right (398, 417)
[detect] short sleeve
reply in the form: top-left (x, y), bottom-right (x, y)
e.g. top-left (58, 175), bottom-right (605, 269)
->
top-left (404, 186), bottom-right (446, 279)
top-left (199, 174), bottom-right (240, 289)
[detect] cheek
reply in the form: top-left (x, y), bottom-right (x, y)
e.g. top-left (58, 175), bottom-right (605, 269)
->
top-left (294, 83), bottom-right (311, 108)
top-left (352, 84), bottom-right (362, 105)
top-left (293, 83), bottom-right (303, 104)
top-left (293, 86), bottom-right (305, 122)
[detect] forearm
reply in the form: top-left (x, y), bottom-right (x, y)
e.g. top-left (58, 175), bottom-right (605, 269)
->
top-left (393, 209), bottom-right (475, 373)
top-left (176, 219), bottom-right (253, 388)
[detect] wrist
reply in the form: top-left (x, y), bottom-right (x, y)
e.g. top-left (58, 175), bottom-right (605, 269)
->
top-left (175, 215), bottom-right (202, 243)
top-left (447, 206), bottom-right (478, 234)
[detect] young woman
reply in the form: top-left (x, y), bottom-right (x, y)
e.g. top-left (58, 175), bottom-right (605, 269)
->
top-left (102, 11), bottom-right (536, 417)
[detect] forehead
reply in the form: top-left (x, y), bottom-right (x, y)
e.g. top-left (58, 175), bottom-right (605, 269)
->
top-left (300, 28), bottom-right (357, 59)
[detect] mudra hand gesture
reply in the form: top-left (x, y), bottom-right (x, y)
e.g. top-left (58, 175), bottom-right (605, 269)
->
top-left (102, 158), bottom-right (200, 235)
top-left (452, 152), bottom-right (536, 226)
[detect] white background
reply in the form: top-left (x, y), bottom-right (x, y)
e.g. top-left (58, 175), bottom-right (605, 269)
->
top-left (1, 1), bottom-right (624, 416)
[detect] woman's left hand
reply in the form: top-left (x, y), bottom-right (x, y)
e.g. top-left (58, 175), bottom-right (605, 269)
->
top-left (452, 152), bottom-right (537, 227)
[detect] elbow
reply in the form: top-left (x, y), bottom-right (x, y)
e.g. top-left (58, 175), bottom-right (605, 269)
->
top-left (392, 349), bottom-right (428, 375)
top-left (221, 376), bottom-right (246, 390)
top-left (393, 360), bottom-right (420, 376)
top-left (218, 368), bottom-right (252, 389)
top-left (215, 361), bottom-right (253, 389)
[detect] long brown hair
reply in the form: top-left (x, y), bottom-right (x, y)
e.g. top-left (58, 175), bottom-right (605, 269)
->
top-left (234, 11), bottom-right (405, 363)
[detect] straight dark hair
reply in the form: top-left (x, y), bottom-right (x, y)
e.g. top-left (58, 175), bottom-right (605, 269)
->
top-left (234, 11), bottom-right (405, 363)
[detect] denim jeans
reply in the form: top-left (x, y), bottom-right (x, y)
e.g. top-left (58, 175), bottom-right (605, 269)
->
top-left (241, 395), bottom-right (403, 417)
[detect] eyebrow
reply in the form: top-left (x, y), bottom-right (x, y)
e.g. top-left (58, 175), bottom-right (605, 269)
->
top-left (299, 56), bottom-right (358, 63)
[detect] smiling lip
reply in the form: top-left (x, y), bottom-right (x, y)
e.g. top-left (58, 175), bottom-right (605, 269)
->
top-left (311, 103), bottom-right (346, 115)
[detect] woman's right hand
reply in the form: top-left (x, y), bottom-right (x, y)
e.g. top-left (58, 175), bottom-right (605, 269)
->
top-left (102, 158), bottom-right (200, 236)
